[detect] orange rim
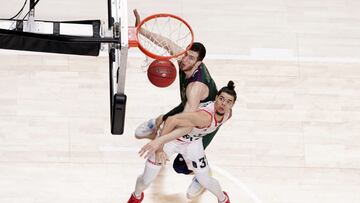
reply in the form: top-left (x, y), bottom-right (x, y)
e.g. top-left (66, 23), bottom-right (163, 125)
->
top-left (129, 13), bottom-right (194, 60)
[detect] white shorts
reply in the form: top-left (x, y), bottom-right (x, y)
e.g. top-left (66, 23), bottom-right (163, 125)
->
top-left (148, 138), bottom-right (209, 173)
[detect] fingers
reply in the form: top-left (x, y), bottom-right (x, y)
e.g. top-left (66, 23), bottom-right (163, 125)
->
top-left (138, 147), bottom-right (146, 157)
top-left (160, 153), bottom-right (168, 165)
top-left (133, 9), bottom-right (140, 26)
top-left (139, 140), bottom-right (163, 162)
top-left (155, 154), bottom-right (162, 166)
top-left (155, 152), bottom-right (168, 166)
top-left (133, 9), bottom-right (138, 16)
top-left (138, 144), bottom-right (154, 158)
top-left (138, 143), bottom-right (148, 157)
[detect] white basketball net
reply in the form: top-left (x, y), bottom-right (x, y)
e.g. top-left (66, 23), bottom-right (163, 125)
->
top-left (137, 15), bottom-right (193, 58)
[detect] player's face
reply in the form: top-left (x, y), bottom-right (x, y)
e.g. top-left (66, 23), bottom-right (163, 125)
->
top-left (179, 50), bottom-right (199, 71)
top-left (214, 92), bottom-right (235, 114)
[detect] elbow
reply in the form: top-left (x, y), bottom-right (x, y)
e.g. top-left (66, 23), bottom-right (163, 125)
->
top-left (184, 128), bottom-right (192, 135)
top-left (165, 116), bottom-right (184, 129)
top-left (165, 116), bottom-right (177, 126)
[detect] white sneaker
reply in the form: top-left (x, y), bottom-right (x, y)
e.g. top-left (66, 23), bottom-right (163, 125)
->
top-left (135, 118), bottom-right (156, 139)
top-left (186, 177), bottom-right (206, 199)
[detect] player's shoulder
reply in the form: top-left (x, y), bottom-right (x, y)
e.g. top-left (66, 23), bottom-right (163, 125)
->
top-left (186, 80), bottom-right (207, 90)
top-left (199, 62), bottom-right (208, 68)
top-left (192, 62), bottom-right (208, 76)
top-left (191, 67), bottom-right (201, 78)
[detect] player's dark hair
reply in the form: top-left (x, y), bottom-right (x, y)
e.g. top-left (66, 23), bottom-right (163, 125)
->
top-left (217, 81), bottom-right (237, 102)
top-left (189, 42), bottom-right (206, 61)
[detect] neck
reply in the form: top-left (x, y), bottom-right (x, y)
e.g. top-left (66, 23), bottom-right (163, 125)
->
top-left (215, 111), bottom-right (224, 122)
top-left (184, 62), bottom-right (201, 78)
top-left (216, 111), bottom-right (224, 116)
top-left (184, 66), bottom-right (198, 78)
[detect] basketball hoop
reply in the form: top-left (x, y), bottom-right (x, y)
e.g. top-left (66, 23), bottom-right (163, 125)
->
top-left (128, 13), bottom-right (194, 60)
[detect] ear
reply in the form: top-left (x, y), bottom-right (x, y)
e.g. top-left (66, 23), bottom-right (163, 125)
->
top-left (229, 101), bottom-right (235, 109)
top-left (194, 61), bottom-right (202, 68)
top-left (214, 95), bottom-right (220, 105)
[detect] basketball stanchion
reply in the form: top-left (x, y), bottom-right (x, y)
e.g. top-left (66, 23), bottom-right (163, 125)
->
top-left (0, 1), bottom-right (194, 135)
top-left (0, 0), bottom-right (129, 135)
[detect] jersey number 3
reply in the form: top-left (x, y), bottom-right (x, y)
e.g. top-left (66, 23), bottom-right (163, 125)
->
top-left (192, 156), bottom-right (208, 169)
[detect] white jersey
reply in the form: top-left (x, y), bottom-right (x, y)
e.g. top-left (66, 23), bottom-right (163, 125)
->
top-left (177, 101), bottom-right (232, 143)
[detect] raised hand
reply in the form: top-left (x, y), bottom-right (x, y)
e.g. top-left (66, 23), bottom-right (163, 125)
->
top-left (133, 9), bottom-right (141, 27)
top-left (139, 139), bottom-right (162, 159)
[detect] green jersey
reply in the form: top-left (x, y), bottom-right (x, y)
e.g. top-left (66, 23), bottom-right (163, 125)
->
top-left (163, 63), bottom-right (218, 149)
top-left (179, 63), bottom-right (218, 105)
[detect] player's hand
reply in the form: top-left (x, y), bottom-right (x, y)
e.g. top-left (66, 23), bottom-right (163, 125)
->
top-left (139, 139), bottom-right (161, 159)
top-left (133, 9), bottom-right (141, 27)
top-left (155, 148), bottom-right (168, 166)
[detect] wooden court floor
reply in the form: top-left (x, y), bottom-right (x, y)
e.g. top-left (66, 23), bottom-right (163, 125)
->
top-left (1, 0), bottom-right (360, 203)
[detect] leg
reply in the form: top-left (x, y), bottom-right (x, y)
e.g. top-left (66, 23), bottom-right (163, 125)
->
top-left (132, 154), bottom-right (162, 199)
top-left (181, 130), bottom-right (220, 198)
top-left (128, 141), bottom-right (178, 202)
top-left (136, 105), bottom-right (190, 171)
top-left (173, 130), bottom-right (219, 173)
top-left (193, 169), bottom-right (228, 202)
top-left (184, 140), bottom-right (229, 202)
top-left (135, 103), bottom-right (184, 139)
top-left (134, 114), bottom-right (163, 139)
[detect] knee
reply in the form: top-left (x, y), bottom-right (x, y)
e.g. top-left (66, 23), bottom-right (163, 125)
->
top-left (194, 171), bottom-right (212, 186)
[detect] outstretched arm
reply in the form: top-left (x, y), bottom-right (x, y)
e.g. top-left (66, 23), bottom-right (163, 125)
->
top-left (161, 111), bottom-right (211, 137)
top-left (157, 81), bottom-right (210, 139)
top-left (138, 111), bottom-right (211, 158)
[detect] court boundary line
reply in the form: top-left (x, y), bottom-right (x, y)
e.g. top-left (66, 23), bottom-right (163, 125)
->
top-left (212, 164), bottom-right (264, 203)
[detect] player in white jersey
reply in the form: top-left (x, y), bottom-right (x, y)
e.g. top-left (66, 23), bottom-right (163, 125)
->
top-left (168, 100), bottom-right (231, 147)
top-left (127, 81), bottom-right (237, 203)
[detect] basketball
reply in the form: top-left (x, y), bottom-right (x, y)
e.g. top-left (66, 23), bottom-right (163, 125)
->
top-left (147, 60), bottom-right (177, 88)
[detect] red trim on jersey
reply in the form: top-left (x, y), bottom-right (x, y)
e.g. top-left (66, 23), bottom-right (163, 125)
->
top-left (176, 138), bottom-right (186, 142)
top-left (213, 105), bottom-right (222, 126)
top-left (214, 114), bottom-right (219, 126)
top-left (147, 159), bottom-right (161, 166)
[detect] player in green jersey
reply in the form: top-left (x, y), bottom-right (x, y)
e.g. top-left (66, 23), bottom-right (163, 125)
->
top-left (133, 9), bottom-right (220, 199)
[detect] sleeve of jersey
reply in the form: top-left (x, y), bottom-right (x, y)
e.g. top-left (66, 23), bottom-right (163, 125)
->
top-left (188, 66), bottom-right (204, 84)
